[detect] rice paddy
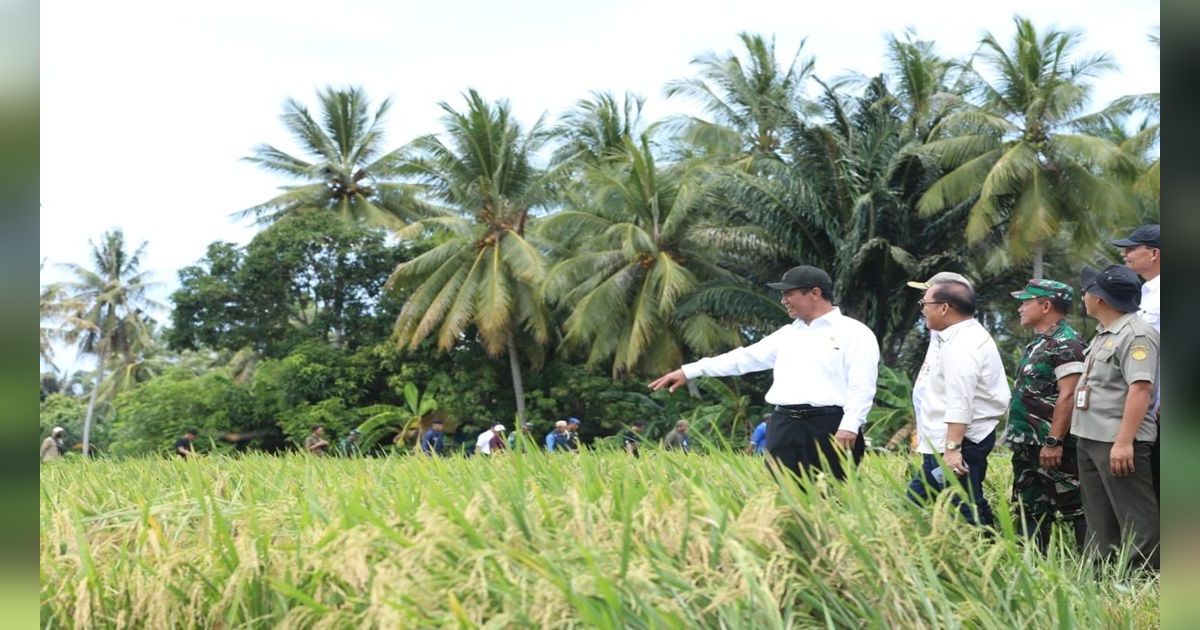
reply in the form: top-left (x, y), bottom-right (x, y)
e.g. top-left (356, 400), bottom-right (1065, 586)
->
top-left (40, 450), bottom-right (1158, 628)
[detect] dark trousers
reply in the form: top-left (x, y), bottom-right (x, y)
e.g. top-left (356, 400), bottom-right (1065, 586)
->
top-left (766, 406), bottom-right (863, 482)
top-left (1077, 437), bottom-right (1159, 570)
top-left (1150, 424), bottom-right (1160, 503)
top-left (907, 431), bottom-right (996, 526)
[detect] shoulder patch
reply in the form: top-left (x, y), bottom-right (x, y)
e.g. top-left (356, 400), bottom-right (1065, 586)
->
top-left (1130, 345), bottom-right (1150, 361)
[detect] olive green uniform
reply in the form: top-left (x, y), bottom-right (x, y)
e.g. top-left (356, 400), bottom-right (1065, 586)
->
top-left (1071, 312), bottom-right (1159, 569)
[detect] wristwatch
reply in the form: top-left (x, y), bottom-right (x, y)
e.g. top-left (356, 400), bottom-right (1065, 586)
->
top-left (945, 441), bottom-right (962, 451)
top-left (1044, 435), bottom-right (1063, 447)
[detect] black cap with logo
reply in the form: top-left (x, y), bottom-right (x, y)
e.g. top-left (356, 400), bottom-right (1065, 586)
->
top-left (766, 265), bottom-right (833, 295)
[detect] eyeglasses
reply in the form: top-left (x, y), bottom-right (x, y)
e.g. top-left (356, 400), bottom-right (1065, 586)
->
top-left (918, 300), bottom-right (946, 308)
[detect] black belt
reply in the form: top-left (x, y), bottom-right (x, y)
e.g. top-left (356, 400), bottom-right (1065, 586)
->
top-left (774, 404), bottom-right (843, 420)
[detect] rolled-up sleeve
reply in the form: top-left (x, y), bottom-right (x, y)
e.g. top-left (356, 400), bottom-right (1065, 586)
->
top-left (839, 326), bottom-right (880, 433)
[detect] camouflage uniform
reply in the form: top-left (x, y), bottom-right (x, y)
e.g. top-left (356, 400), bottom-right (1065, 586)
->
top-left (1004, 280), bottom-right (1087, 548)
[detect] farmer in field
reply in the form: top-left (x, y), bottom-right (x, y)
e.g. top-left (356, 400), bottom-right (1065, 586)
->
top-left (622, 420), bottom-right (646, 457)
top-left (648, 265), bottom-right (880, 481)
top-left (545, 420), bottom-right (570, 452)
top-left (746, 413), bottom-right (769, 455)
top-left (174, 428), bottom-right (198, 459)
top-left (1004, 279), bottom-right (1088, 552)
top-left (1112, 224), bottom-right (1160, 502)
top-left (908, 275), bottom-right (1009, 527)
top-left (421, 418), bottom-right (446, 456)
top-left (508, 422), bottom-right (536, 452)
top-left (563, 417), bottom-right (582, 451)
top-left (41, 426), bottom-right (67, 461)
top-left (663, 419), bottom-right (691, 453)
top-left (476, 424), bottom-right (507, 456)
top-left (337, 429), bottom-right (362, 457)
top-left (304, 425), bottom-right (330, 455)
top-left (1072, 264), bottom-right (1159, 570)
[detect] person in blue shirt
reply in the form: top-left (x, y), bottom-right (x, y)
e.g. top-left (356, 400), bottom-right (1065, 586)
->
top-left (746, 414), bottom-right (770, 455)
top-left (545, 420), bottom-right (569, 452)
top-left (421, 419), bottom-right (446, 456)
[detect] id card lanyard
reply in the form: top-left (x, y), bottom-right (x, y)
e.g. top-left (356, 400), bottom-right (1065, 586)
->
top-left (1075, 335), bottom-right (1104, 409)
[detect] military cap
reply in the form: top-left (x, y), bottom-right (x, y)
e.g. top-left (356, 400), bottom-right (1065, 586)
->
top-left (1010, 279), bottom-right (1074, 302)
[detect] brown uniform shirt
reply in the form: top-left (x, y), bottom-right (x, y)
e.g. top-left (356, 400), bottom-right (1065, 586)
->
top-left (1070, 313), bottom-right (1159, 443)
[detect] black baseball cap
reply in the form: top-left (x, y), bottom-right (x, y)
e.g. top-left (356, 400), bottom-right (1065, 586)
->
top-left (1110, 224), bottom-right (1160, 248)
top-left (1081, 264), bottom-right (1142, 313)
top-left (766, 265), bottom-right (833, 294)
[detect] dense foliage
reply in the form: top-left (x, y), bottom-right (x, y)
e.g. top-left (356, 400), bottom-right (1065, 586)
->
top-left (40, 19), bottom-right (1157, 457)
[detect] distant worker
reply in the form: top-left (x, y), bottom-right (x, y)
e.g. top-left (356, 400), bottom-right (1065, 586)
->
top-left (509, 422), bottom-right (536, 452)
top-left (304, 425), bottom-right (330, 455)
top-left (421, 419), bottom-right (446, 456)
top-left (622, 421), bottom-right (646, 457)
top-left (174, 428), bottom-right (198, 459)
top-left (564, 417), bottom-right (582, 451)
top-left (746, 414), bottom-right (770, 455)
top-left (337, 429), bottom-right (362, 457)
top-left (545, 420), bottom-right (570, 452)
top-left (476, 424), bottom-right (507, 456)
top-left (41, 426), bottom-right (67, 462)
top-left (663, 420), bottom-right (691, 453)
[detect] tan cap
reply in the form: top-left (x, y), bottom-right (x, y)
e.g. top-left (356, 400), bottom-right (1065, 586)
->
top-left (906, 271), bottom-right (973, 290)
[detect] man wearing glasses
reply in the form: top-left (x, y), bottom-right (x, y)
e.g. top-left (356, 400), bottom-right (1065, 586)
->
top-left (907, 274), bottom-right (1010, 527)
top-left (648, 265), bottom-right (880, 482)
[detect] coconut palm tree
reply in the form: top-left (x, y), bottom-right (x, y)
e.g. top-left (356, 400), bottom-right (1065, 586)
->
top-left (916, 17), bottom-right (1139, 279)
top-left (387, 90), bottom-right (565, 422)
top-left (540, 132), bottom-right (780, 377)
top-left (46, 230), bottom-right (159, 455)
top-left (238, 86), bottom-right (433, 227)
top-left (664, 32), bottom-right (818, 165)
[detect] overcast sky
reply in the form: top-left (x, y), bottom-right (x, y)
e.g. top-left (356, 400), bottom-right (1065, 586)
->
top-left (40, 0), bottom-right (1158, 367)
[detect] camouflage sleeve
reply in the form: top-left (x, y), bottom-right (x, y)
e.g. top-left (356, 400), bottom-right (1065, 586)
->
top-left (1052, 338), bottom-right (1086, 380)
top-left (1119, 334), bottom-right (1158, 385)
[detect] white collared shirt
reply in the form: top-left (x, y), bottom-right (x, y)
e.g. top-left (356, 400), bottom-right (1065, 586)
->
top-left (1139, 275), bottom-right (1160, 413)
top-left (912, 318), bottom-right (1010, 453)
top-left (681, 307), bottom-right (880, 433)
top-left (1139, 275), bottom-right (1160, 333)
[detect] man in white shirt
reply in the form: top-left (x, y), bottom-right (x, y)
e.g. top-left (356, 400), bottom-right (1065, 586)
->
top-left (908, 276), bottom-right (1010, 526)
top-left (1112, 224), bottom-right (1161, 501)
top-left (648, 265), bottom-right (880, 481)
top-left (475, 424), bottom-right (506, 456)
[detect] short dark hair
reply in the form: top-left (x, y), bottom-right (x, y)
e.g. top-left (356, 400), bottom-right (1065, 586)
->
top-left (632, 420), bottom-right (646, 428)
top-left (930, 282), bottom-right (976, 315)
top-left (311, 425), bottom-right (324, 432)
top-left (184, 428), bottom-right (198, 436)
top-left (1045, 296), bottom-right (1070, 315)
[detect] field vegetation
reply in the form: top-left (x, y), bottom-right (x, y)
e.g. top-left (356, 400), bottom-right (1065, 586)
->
top-left (41, 451), bottom-right (1158, 627)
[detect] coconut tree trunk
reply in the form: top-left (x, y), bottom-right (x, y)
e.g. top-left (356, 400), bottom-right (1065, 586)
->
top-left (1032, 244), bottom-right (1044, 281)
top-left (81, 353), bottom-right (106, 457)
top-left (507, 337), bottom-right (527, 424)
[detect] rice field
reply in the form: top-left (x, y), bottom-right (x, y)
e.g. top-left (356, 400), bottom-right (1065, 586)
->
top-left (40, 450), bottom-right (1158, 628)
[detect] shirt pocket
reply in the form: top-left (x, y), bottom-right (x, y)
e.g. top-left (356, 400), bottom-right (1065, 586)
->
top-left (1086, 346), bottom-right (1118, 383)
